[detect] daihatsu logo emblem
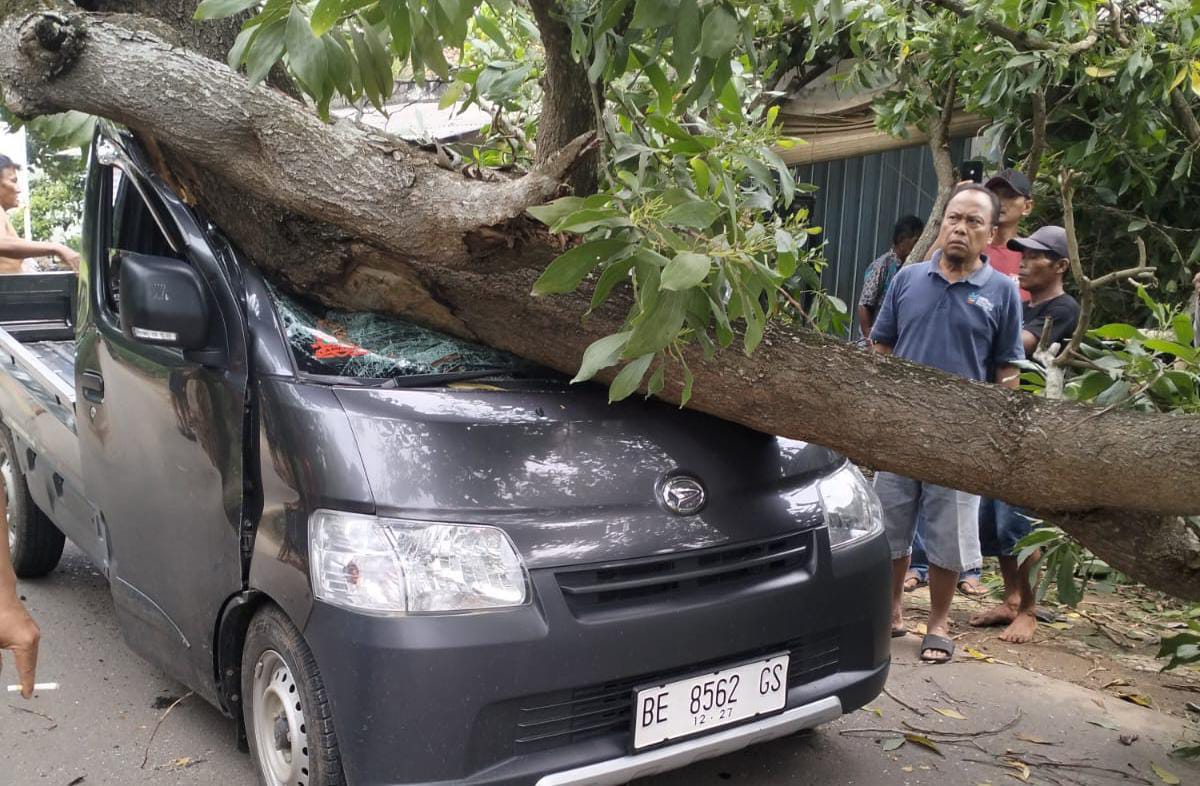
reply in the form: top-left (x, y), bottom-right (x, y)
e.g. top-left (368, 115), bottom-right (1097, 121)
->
top-left (660, 476), bottom-right (706, 516)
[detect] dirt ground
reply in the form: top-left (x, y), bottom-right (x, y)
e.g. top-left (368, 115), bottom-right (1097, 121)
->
top-left (902, 563), bottom-right (1200, 742)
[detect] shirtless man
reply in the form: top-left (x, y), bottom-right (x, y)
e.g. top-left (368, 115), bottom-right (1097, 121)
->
top-left (0, 155), bottom-right (80, 274)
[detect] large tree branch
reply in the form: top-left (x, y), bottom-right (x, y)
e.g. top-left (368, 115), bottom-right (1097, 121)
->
top-left (1170, 88), bottom-right (1200, 145)
top-left (528, 0), bottom-right (601, 195)
top-left (0, 9), bottom-right (591, 272)
top-left (3, 3), bottom-right (1200, 600)
top-left (1024, 89), bottom-right (1047, 183)
top-left (905, 75), bottom-right (956, 266)
top-left (1053, 174), bottom-right (1154, 368)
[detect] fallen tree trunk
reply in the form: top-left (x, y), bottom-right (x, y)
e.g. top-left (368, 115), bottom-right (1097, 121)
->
top-left (1, 4), bottom-right (1198, 597)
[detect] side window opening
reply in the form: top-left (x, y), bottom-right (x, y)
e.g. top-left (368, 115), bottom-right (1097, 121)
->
top-left (100, 167), bottom-right (183, 319)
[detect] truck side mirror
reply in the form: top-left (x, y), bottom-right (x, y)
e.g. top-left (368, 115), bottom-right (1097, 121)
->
top-left (117, 251), bottom-right (210, 351)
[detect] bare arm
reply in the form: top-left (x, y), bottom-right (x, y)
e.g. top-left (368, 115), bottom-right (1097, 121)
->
top-left (857, 305), bottom-right (874, 341)
top-left (995, 363), bottom-right (1020, 389)
top-left (0, 237), bottom-right (80, 272)
top-left (1021, 329), bottom-right (1038, 356)
top-left (0, 489), bottom-right (39, 699)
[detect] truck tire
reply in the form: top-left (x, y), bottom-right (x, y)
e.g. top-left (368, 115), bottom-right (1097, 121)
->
top-left (242, 604), bottom-right (345, 786)
top-left (1, 425), bottom-right (65, 578)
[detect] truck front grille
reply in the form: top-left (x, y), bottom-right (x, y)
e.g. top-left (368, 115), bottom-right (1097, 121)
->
top-left (554, 531), bottom-right (812, 616)
top-left (512, 627), bottom-right (840, 753)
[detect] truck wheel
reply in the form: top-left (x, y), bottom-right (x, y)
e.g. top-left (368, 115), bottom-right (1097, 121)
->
top-left (242, 605), bottom-right (345, 786)
top-left (1, 425), bottom-right (64, 578)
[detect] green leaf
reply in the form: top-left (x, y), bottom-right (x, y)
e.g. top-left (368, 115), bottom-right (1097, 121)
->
top-left (699, 7), bottom-right (738, 59)
top-left (527, 196), bottom-right (587, 226)
top-left (645, 63), bottom-right (673, 114)
top-left (590, 257), bottom-right (637, 311)
top-left (661, 200), bottom-right (721, 229)
top-left (1068, 370), bottom-right (1115, 402)
top-left (553, 208), bottom-right (632, 233)
top-left (680, 362), bottom-right (694, 406)
top-left (1143, 339), bottom-right (1198, 362)
top-left (1090, 323), bottom-right (1142, 340)
top-left (228, 26), bottom-right (256, 70)
top-left (672, 0), bottom-right (701, 78)
top-left (287, 5), bottom-right (330, 93)
top-left (630, 0), bottom-right (679, 30)
top-left (646, 365), bottom-right (666, 397)
top-left (609, 353), bottom-right (655, 402)
top-left (660, 252), bottom-right (711, 291)
top-left (387, 1), bottom-right (412, 59)
top-left (880, 736), bottom-right (905, 752)
top-left (626, 290), bottom-right (688, 357)
top-left (474, 12), bottom-right (506, 48)
top-left (311, 0), bottom-right (343, 36)
top-left (596, 0), bottom-right (634, 35)
top-left (531, 238), bottom-right (632, 295)
top-left (245, 19), bottom-right (288, 85)
top-left (1172, 313), bottom-right (1195, 346)
top-left (194, 0), bottom-right (260, 20)
top-left (572, 331), bottom-right (632, 383)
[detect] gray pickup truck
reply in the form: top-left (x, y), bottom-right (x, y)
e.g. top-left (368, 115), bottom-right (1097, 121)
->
top-left (0, 122), bottom-right (891, 786)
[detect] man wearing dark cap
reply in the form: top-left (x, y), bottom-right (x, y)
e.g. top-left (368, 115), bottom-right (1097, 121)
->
top-left (983, 168), bottom-right (1034, 303)
top-left (970, 224), bottom-right (1079, 643)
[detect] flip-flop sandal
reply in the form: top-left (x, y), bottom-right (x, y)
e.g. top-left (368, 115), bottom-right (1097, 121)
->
top-left (902, 574), bottom-right (927, 593)
top-left (919, 633), bottom-right (955, 664)
top-left (956, 579), bottom-right (989, 597)
top-left (891, 626), bottom-right (909, 638)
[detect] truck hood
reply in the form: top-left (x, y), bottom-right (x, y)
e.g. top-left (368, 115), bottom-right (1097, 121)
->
top-left (334, 381), bottom-right (840, 569)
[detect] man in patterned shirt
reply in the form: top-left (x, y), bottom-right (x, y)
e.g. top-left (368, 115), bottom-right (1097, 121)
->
top-left (857, 215), bottom-right (925, 341)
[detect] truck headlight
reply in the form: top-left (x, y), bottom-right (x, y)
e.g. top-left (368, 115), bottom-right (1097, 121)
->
top-left (309, 510), bottom-right (529, 615)
top-left (817, 463), bottom-right (883, 550)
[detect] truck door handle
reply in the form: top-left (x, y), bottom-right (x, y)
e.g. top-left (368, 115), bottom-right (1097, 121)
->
top-left (81, 371), bottom-right (105, 403)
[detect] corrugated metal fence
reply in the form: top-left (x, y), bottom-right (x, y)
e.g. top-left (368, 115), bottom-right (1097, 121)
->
top-left (793, 139), bottom-right (970, 339)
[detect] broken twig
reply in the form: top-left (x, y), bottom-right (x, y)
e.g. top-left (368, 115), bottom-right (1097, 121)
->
top-left (141, 691), bottom-right (194, 769)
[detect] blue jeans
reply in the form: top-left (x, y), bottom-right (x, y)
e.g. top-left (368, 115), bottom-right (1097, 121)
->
top-left (909, 514), bottom-right (981, 583)
top-left (978, 498), bottom-right (1036, 557)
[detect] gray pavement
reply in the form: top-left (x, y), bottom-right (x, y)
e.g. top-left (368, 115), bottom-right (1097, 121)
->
top-left (3, 545), bottom-right (1198, 786)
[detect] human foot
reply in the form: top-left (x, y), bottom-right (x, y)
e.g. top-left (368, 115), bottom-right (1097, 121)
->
top-left (891, 608), bottom-right (907, 637)
top-left (903, 571), bottom-right (927, 592)
top-left (969, 602), bottom-right (1018, 627)
top-left (920, 626), bottom-right (954, 663)
top-left (956, 577), bottom-right (990, 597)
top-left (999, 610), bottom-right (1038, 643)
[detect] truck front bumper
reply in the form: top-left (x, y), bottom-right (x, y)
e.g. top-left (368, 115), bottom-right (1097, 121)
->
top-left (302, 528), bottom-right (891, 786)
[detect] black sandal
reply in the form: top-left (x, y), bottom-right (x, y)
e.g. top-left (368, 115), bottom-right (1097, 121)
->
top-left (919, 633), bottom-right (955, 664)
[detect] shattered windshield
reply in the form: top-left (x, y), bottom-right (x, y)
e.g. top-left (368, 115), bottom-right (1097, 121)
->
top-left (267, 283), bottom-right (521, 381)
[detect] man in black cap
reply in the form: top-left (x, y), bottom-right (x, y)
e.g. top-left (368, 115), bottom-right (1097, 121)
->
top-left (969, 224), bottom-right (1079, 643)
top-left (982, 168), bottom-right (1034, 303)
top-left (1011, 225), bottom-right (1080, 357)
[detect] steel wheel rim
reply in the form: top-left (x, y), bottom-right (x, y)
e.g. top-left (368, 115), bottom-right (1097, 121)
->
top-left (251, 649), bottom-right (311, 786)
top-left (1, 446), bottom-right (13, 553)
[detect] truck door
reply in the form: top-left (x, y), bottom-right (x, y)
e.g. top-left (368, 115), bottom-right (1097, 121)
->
top-left (76, 146), bottom-right (248, 699)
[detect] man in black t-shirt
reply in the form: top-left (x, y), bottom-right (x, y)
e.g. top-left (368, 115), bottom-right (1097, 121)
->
top-left (969, 224), bottom-right (1079, 643)
top-left (1010, 225), bottom-right (1080, 359)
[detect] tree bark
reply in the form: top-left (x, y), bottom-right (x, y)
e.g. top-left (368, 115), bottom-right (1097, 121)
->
top-left (2, 4), bottom-right (1200, 599)
top-left (528, 0), bottom-right (601, 196)
top-left (905, 76), bottom-right (956, 266)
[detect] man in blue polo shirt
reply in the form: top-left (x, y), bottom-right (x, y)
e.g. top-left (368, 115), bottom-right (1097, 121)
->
top-left (870, 183), bottom-right (1024, 664)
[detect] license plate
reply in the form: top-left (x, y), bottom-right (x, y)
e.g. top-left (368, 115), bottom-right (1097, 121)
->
top-left (631, 654), bottom-right (789, 750)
